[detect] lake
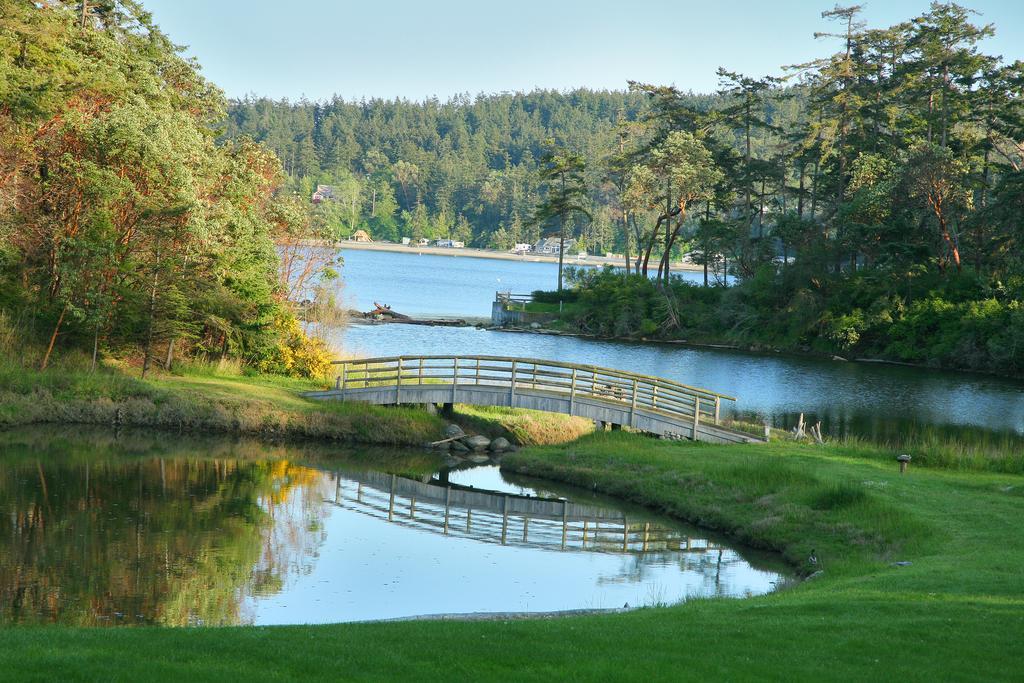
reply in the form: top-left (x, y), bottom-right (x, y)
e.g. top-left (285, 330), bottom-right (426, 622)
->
top-left (332, 250), bottom-right (1024, 440)
top-left (0, 428), bottom-right (785, 626)
top-left (337, 247), bottom-right (710, 318)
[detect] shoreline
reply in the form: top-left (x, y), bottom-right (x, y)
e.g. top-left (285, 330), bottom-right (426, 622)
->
top-left (333, 239), bottom-right (705, 272)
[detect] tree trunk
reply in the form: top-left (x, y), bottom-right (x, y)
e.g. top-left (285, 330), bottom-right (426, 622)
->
top-left (164, 337), bottom-right (176, 371)
top-left (40, 304), bottom-right (67, 371)
top-left (91, 323), bottom-right (100, 372)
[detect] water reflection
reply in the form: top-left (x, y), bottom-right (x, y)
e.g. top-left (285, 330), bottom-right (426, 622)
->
top-left (0, 428), bottom-right (785, 626)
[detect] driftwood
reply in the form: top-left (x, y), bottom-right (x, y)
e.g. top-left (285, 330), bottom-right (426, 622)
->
top-left (368, 301), bottom-right (411, 320)
top-left (792, 413), bottom-right (806, 440)
top-left (809, 421), bottom-right (825, 445)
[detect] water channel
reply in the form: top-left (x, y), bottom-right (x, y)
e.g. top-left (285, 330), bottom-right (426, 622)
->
top-left (0, 428), bottom-right (786, 627)
top-left (336, 249), bottom-right (1024, 441)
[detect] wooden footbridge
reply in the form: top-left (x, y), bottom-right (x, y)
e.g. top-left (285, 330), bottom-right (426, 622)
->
top-left (304, 355), bottom-right (764, 444)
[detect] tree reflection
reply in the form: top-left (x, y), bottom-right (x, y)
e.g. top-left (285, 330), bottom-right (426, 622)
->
top-left (0, 455), bottom-right (327, 626)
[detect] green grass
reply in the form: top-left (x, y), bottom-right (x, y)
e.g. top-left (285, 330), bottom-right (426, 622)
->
top-left (452, 404), bottom-right (594, 445)
top-left (1, 431), bottom-right (1021, 680)
top-left (0, 357), bottom-right (447, 446)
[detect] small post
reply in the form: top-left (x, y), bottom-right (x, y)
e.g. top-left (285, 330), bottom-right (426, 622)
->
top-left (395, 356), bottom-right (403, 404)
top-left (451, 357), bottom-right (459, 403)
top-left (714, 396), bottom-right (720, 424)
top-left (569, 368), bottom-right (577, 414)
top-left (763, 422), bottom-right (771, 442)
top-left (653, 384), bottom-right (658, 409)
top-left (475, 357), bottom-right (480, 385)
top-left (897, 454), bottom-right (911, 474)
top-left (692, 396), bottom-right (701, 439)
top-left (341, 363), bottom-right (347, 392)
top-left (630, 378), bottom-right (638, 427)
top-left (418, 357), bottom-right (424, 385)
top-left (510, 360), bottom-right (517, 406)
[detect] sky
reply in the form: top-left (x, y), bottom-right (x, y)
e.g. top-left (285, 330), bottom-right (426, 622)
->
top-left (143, 0), bottom-right (1024, 102)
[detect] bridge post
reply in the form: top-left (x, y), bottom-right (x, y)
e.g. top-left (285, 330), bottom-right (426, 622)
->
top-left (509, 360), bottom-right (517, 407)
top-left (714, 396), bottom-right (721, 424)
top-left (692, 396), bottom-right (701, 439)
top-left (630, 378), bottom-right (638, 428)
top-left (396, 357), bottom-right (403, 404)
top-left (452, 357), bottom-right (459, 403)
top-left (569, 368), bottom-right (577, 415)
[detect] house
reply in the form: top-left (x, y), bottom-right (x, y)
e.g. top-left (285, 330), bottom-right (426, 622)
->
top-left (417, 238), bottom-right (430, 247)
top-left (349, 229), bottom-right (372, 242)
top-left (434, 239), bottom-right (465, 248)
top-left (512, 243), bottom-right (533, 253)
top-left (534, 237), bottom-right (577, 255)
top-left (311, 184), bottom-right (336, 204)
top-left (401, 237), bottom-right (411, 246)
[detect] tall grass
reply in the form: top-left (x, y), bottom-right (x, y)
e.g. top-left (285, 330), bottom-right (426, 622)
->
top-left (830, 430), bottom-right (1024, 474)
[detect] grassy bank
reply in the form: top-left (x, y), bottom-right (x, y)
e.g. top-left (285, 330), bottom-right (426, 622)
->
top-left (0, 359), bottom-right (447, 446)
top-left (1, 431), bottom-right (1021, 680)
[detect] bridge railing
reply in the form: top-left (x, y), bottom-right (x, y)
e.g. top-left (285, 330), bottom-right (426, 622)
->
top-left (331, 355), bottom-right (735, 425)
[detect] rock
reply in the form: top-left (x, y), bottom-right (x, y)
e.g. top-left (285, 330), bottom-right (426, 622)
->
top-left (444, 456), bottom-right (464, 468)
top-left (489, 437), bottom-right (511, 452)
top-left (530, 322), bottom-right (542, 329)
top-left (831, 355), bottom-right (847, 361)
top-left (443, 423), bottom-right (465, 439)
top-left (450, 440), bottom-right (470, 453)
top-left (893, 561), bottom-right (913, 567)
top-left (433, 440), bottom-right (450, 451)
top-left (462, 434), bottom-right (492, 451)
top-left (467, 454), bottom-right (491, 464)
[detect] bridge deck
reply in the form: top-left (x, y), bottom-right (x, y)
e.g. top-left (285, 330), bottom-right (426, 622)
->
top-left (305, 355), bottom-right (764, 444)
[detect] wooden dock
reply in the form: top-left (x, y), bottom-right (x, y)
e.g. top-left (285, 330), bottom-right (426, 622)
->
top-left (304, 355), bottom-right (764, 444)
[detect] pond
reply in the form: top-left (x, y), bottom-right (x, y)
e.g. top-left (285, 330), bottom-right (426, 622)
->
top-left (0, 428), bottom-right (786, 627)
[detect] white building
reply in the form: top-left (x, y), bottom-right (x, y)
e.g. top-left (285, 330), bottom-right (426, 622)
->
top-left (534, 237), bottom-right (577, 255)
top-left (434, 239), bottom-right (465, 248)
top-left (512, 243), bottom-right (533, 253)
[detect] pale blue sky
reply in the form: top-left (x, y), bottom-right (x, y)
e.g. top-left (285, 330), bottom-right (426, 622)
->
top-left (143, 0), bottom-right (1024, 102)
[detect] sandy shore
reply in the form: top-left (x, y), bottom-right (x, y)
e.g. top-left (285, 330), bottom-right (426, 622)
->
top-left (335, 239), bottom-right (703, 272)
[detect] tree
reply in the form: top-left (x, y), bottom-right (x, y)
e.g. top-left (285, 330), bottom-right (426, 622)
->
top-left (532, 144), bottom-right (590, 291)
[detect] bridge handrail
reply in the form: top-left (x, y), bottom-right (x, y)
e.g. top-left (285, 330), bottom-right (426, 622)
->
top-left (331, 354), bottom-right (736, 402)
top-left (329, 354), bottom-right (735, 426)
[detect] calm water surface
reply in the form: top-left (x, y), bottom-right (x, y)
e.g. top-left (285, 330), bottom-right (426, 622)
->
top-left (334, 249), bottom-right (1024, 438)
top-left (337, 247), bottom-right (709, 318)
top-left (0, 429), bottom-right (785, 627)
top-left (336, 323), bottom-right (1024, 439)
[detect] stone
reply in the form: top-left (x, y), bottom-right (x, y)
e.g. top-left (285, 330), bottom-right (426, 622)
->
top-left (443, 423), bottom-right (465, 439)
top-left (489, 436), bottom-right (511, 452)
top-left (530, 322), bottom-right (542, 329)
top-left (450, 440), bottom-right (470, 453)
top-left (462, 434), bottom-right (492, 451)
top-left (467, 454), bottom-right (491, 464)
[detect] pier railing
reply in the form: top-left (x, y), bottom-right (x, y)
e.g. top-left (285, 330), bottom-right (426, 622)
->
top-left (331, 355), bottom-right (735, 425)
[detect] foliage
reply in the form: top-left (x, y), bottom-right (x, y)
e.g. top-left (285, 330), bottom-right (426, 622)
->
top-left (0, 1), bottom-right (328, 376)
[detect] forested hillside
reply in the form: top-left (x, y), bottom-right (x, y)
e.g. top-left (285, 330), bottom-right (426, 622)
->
top-left (223, 89), bottom-right (747, 251)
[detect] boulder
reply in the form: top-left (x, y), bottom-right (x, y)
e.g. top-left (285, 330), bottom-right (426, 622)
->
top-left (462, 434), bottom-right (492, 451)
top-left (450, 440), bottom-right (470, 453)
top-left (467, 454), bottom-right (491, 464)
top-left (530, 322), bottom-right (542, 329)
top-left (443, 423), bottom-right (465, 439)
top-left (489, 437), bottom-right (511, 452)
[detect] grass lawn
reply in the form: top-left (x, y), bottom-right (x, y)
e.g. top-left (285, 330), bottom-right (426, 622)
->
top-left (0, 431), bottom-right (1021, 681)
top-left (0, 360), bottom-right (447, 446)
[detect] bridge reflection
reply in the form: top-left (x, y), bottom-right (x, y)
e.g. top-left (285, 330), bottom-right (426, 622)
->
top-left (325, 469), bottom-right (724, 555)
